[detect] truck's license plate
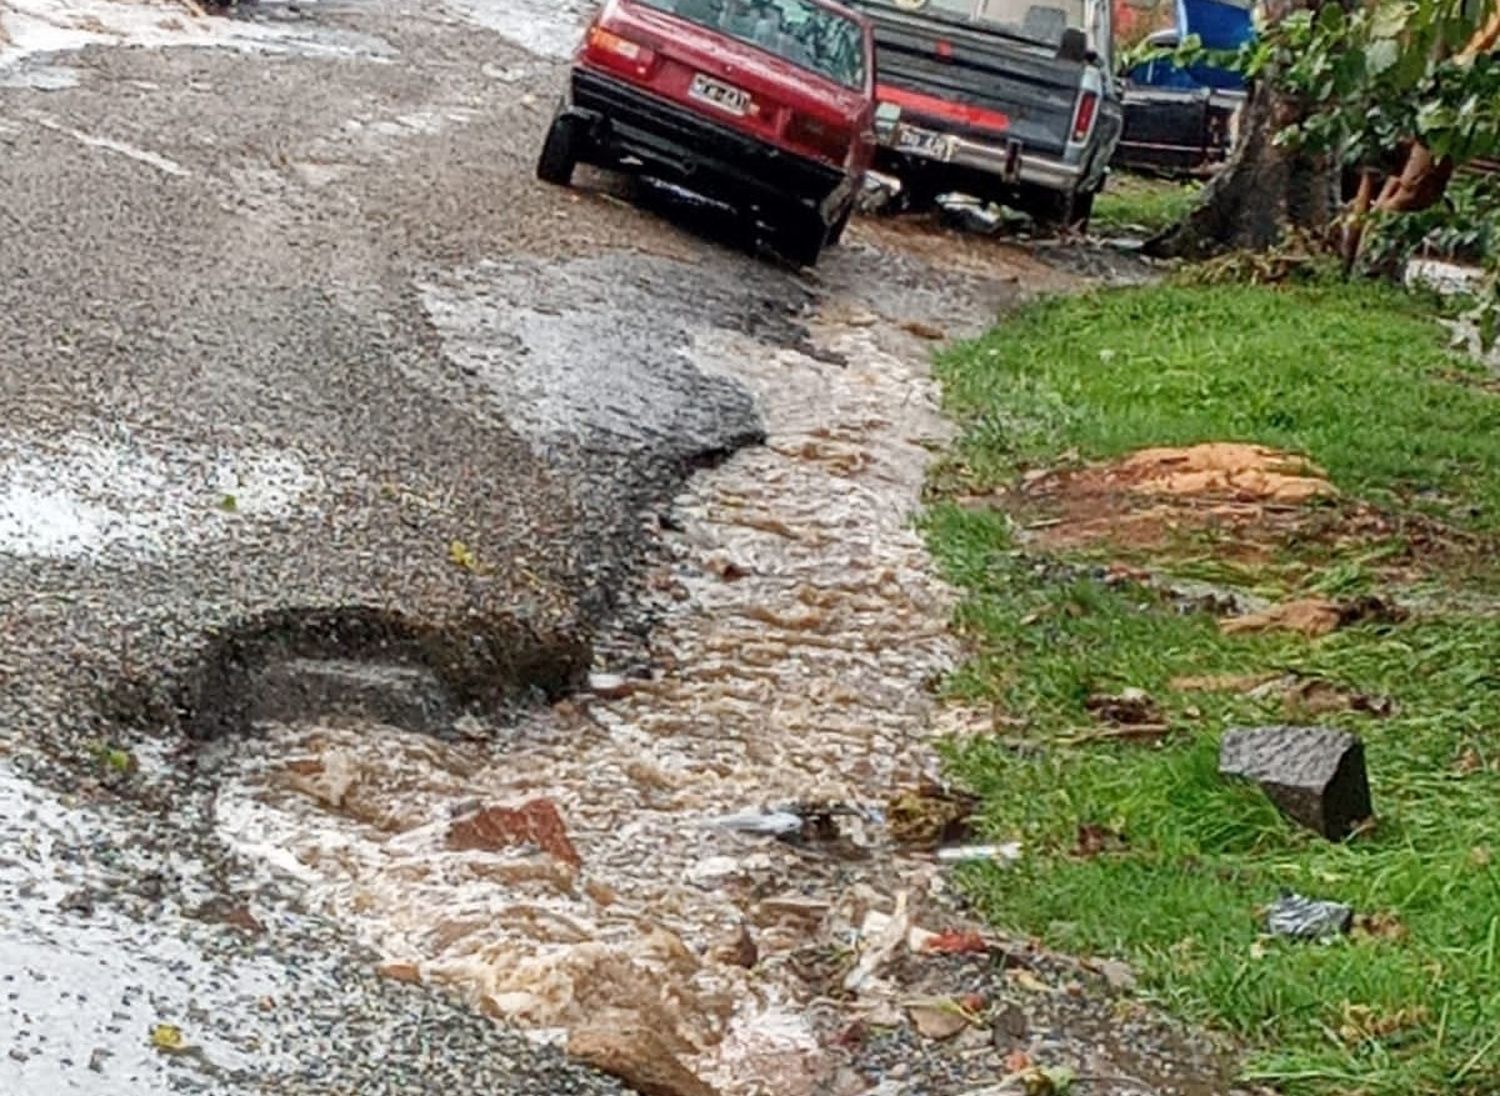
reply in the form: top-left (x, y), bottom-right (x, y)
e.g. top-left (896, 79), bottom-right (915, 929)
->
top-left (689, 73), bottom-right (749, 116)
top-left (896, 124), bottom-right (955, 161)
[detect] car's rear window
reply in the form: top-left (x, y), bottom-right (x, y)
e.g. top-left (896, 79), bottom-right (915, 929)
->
top-left (860, 0), bottom-right (1087, 49)
top-left (638, 0), bottom-right (868, 90)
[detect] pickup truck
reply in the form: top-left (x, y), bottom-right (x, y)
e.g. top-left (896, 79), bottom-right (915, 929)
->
top-left (1114, 0), bottom-right (1251, 177)
top-left (843, 0), bottom-right (1124, 227)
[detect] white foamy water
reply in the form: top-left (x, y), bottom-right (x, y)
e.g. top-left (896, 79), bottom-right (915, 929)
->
top-left (0, 0), bottom-right (392, 70)
top-left (0, 433), bottom-right (320, 559)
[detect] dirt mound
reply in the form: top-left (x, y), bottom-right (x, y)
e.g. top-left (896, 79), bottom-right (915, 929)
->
top-left (1108, 444), bottom-right (1334, 503)
top-left (1018, 443), bottom-right (1337, 557)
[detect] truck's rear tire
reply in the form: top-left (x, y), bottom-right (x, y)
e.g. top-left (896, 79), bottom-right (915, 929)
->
top-left (1072, 187), bottom-right (1096, 231)
top-left (537, 114), bottom-right (581, 187)
top-left (1029, 187), bottom-right (1085, 232)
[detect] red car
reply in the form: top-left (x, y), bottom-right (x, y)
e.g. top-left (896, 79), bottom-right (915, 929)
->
top-left (537, 0), bottom-right (878, 267)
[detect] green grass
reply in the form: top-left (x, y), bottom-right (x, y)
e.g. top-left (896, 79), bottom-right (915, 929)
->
top-left (937, 282), bottom-right (1500, 527)
top-left (1093, 173), bottom-right (1203, 235)
top-left (927, 281), bottom-right (1500, 1095)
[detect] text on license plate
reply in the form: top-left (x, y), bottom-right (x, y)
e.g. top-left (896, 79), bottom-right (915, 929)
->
top-left (896, 125), bottom-right (954, 161)
top-left (689, 73), bottom-right (749, 116)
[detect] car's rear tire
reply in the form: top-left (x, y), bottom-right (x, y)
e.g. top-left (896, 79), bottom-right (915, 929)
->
top-left (775, 210), bottom-right (828, 268)
top-left (537, 113), bottom-right (581, 187)
top-left (827, 201), bottom-right (854, 247)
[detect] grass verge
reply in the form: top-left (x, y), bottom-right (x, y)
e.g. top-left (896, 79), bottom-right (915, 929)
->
top-left (927, 280), bottom-right (1500, 1095)
top-left (1092, 173), bottom-right (1203, 236)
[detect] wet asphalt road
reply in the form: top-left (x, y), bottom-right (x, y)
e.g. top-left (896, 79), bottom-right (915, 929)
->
top-left (0, 0), bottom-right (1059, 1091)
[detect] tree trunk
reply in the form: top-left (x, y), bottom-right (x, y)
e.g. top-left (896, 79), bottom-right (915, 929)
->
top-left (1144, 0), bottom-right (1349, 260)
top-left (1144, 79), bottom-right (1340, 259)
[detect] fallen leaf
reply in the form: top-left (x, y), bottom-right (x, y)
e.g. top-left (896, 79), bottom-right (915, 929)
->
top-left (1003, 1048), bottom-right (1033, 1072)
top-left (1222, 596), bottom-right (1406, 639)
top-left (1353, 911), bottom-right (1408, 942)
top-left (1075, 823), bottom-right (1128, 859)
top-left (922, 929), bottom-right (990, 955)
top-left (1008, 969), bottom-right (1052, 994)
top-left (1170, 672), bottom-right (1281, 693)
top-left (1084, 687), bottom-right (1160, 726)
top-left (1222, 598), bottom-right (1343, 638)
top-left (902, 320), bottom-right (946, 341)
top-left (908, 1000), bottom-right (970, 1040)
top-left (448, 539), bottom-right (481, 573)
top-left (150, 1024), bottom-right (185, 1053)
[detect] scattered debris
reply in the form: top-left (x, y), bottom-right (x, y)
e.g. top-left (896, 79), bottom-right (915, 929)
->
top-left (843, 891), bottom-right (910, 993)
top-left (1083, 687), bottom-right (1162, 727)
top-left (902, 320), bottom-right (947, 341)
top-left (1273, 676), bottom-right (1396, 719)
top-left (709, 923), bottom-right (759, 970)
top-left (149, 1023), bottom-right (187, 1054)
top-left (377, 960), bottom-right (423, 984)
top-left (587, 671), bottom-right (635, 699)
top-left (705, 808), bottom-right (807, 841)
top-left (1221, 595), bottom-right (1406, 639)
top-left (908, 998), bottom-right (974, 1041)
top-left (1264, 893), bottom-right (1354, 940)
top-left (1219, 725), bottom-right (1373, 841)
top-left (857, 171), bottom-right (901, 213)
top-left (446, 799), bottom-right (582, 867)
top-left (568, 1025), bottom-right (719, 1096)
top-left (887, 783), bottom-right (977, 848)
top-left (935, 842), bottom-right (1022, 865)
top-left (991, 1003), bottom-right (1030, 1051)
top-left (1074, 824), bottom-right (1128, 859)
top-left (1171, 672), bottom-right (1281, 693)
top-left (1091, 958), bottom-right (1137, 992)
top-left (1353, 911), bottom-right (1408, 942)
top-left (921, 929), bottom-right (991, 955)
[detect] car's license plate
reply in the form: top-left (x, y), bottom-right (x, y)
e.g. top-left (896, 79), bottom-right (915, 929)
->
top-left (689, 73), bottom-right (749, 116)
top-left (896, 124), bottom-right (955, 161)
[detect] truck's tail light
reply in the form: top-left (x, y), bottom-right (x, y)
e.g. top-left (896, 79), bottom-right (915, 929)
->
top-left (583, 26), bottom-right (656, 77)
top-left (786, 113), bottom-right (849, 164)
top-left (1071, 90), bottom-right (1098, 143)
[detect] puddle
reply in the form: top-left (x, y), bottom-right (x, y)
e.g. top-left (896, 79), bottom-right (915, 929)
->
top-left (0, 433), bottom-right (320, 560)
top-left (211, 276), bottom-right (962, 1093)
top-left (0, 0), bottom-right (394, 70)
top-left (415, 253), bottom-right (805, 465)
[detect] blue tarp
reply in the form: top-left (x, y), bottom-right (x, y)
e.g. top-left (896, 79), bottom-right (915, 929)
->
top-left (1129, 0), bottom-right (1251, 91)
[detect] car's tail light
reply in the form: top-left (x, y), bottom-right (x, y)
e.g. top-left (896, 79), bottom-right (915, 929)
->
top-left (786, 113), bottom-right (850, 164)
top-left (1070, 90), bottom-right (1098, 143)
top-left (583, 25), bottom-right (656, 77)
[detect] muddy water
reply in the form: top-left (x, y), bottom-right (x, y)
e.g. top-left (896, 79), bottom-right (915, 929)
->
top-left (209, 246), bottom-right (988, 1092)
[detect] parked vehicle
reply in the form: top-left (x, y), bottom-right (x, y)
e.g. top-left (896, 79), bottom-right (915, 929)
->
top-left (1114, 0), bottom-right (1251, 177)
top-left (536, 0), bottom-right (878, 267)
top-left (843, 0), bottom-right (1124, 227)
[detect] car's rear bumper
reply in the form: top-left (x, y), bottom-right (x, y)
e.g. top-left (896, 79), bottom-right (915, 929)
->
top-left (874, 122), bottom-right (1083, 193)
top-left (566, 67), bottom-right (855, 224)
